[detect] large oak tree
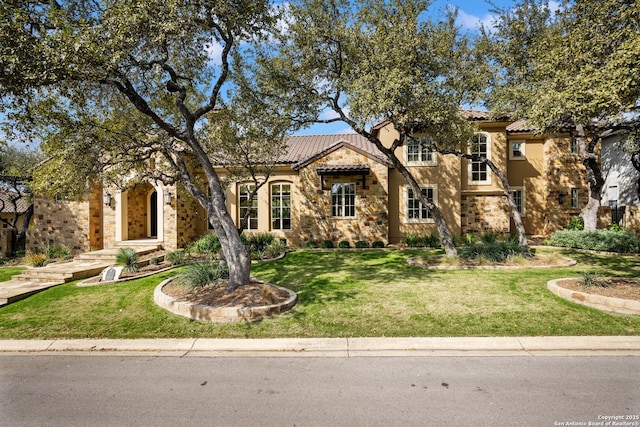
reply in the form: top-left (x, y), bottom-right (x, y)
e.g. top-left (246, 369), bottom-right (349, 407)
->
top-left (483, 0), bottom-right (640, 230)
top-left (0, 0), bottom-right (287, 290)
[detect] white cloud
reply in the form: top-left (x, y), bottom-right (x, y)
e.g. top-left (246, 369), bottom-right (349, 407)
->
top-left (455, 9), bottom-right (497, 31)
top-left (205, 40), bottom-right (224, 66)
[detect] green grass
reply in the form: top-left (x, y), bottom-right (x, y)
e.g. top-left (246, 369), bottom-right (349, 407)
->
top-left (0, 267), bottom-right (25, 282)
top-left (0, 250), bottom-right (639, 339)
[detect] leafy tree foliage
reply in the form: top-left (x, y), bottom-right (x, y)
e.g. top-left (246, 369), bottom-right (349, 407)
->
top-left (0, 0), bottom-right (287, 290)
top-left (0, 145), bottom-right (43, 251)
top-left (484, 0), bottom-right (640, 229)
top-left (241, 0), bottom-right (491, 256)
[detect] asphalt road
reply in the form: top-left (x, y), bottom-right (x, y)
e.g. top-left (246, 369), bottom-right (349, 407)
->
top-left (1, 355), bottom-right (639, 427)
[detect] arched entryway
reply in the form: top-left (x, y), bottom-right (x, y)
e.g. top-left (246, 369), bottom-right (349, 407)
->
top-left (114, 181), bottom-right (166, 245)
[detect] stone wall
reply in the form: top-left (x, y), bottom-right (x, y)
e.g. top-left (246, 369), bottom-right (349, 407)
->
top-left (175, 185), bottom-right (204, 248)
top-left (27, 196), bottom-right (91, 253)
top-left (297, 148), bottom-right (389, 246)
top-left (461, 193), bottom-right (511, 235)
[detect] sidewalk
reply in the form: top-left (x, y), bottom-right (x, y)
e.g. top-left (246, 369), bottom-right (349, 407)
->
top-left (0, 246), bottom-right (160, 306)
top-left (1, 336), bottom-right (640, 357)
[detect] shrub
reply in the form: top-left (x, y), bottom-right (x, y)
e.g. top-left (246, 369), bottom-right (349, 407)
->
top-left (355, 240), bottom-right (370, 248)
top-left (165, 249), bottom-right (186, 266)
top-left (372, 240), bottom-right (385, 248)
top-left (458, 240), bottom-right (523, 263)
top-left (176, 262), bottom-right (229, 290)
top-left (24, 251), bottom-right (48, 267)
top-left (189, 233), bottom-right (221, 257)
top-left (263, 239), bottom-right (286, 259)
top-left (565, 217), bottom-right (584, 230)
top-left (423, 232), bottom-right (441, 248)
top-left (403, 233), bottom-right (422, 248)
top-left (242, 233), bottom-right (275, 253)
top-left (545, 229), bottom-right (640, 253)
top-left (115, 248), bottom-right (139, 273)
top-left (338, 240), bottom-right (350, 249)
top-left (45, 244), bottom-right (71, 260)
top-left (480, 231), bottom-right (499, 244)
top-left (305, 240), bottom-right (318, 249)
top-left (581, 271), bottom-right (607, 288)
top-left (149, 256), bottom-right (159, 266)
top-left (321, 240), bottom-right (334, 249)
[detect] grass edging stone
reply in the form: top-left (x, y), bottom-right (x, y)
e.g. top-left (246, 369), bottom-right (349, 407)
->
top-left (154, 277), bottom-right (298, 323)
top-left (547, 278), bottom-right (640, 315)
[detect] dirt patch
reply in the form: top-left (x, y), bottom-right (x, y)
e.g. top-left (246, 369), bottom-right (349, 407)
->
top-left (557, 278), bottom-right (640, 302)
top-left (409, 253), bottom-right (573, 268)
top-left (162, 280), bottom-right (291, 308)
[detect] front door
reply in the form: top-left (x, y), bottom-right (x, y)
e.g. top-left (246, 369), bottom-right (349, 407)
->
top-left (150, 191), bottom-right (158, 238)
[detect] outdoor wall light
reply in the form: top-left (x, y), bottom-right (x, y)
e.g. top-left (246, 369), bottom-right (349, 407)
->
top-left (558, 191), bottom-right (566, 205)
top-left (103, 192), bottom-right (112, 206)
top-left (164, 191), bottom-right (172, 205)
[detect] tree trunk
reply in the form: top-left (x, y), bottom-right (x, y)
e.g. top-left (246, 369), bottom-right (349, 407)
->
top-left (576, 125), bottom-right (604, 230)
top-left (394, 160), bottom-right (458, 256)
top-left (485, 159), bottom-right (531, 255)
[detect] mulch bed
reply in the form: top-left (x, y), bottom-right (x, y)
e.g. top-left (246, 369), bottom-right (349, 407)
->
top-left (162, 280), bottom-right (291, 308)
top-left (557, 278), bottom-right (640, 302)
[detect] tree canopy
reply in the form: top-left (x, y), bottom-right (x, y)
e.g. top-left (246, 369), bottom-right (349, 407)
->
top-left (0, 0), bottom-right (290, 289)
top-left (483, 0), bottom-right (640, 229)
top-left (240, 0), bottom-right (491, 255)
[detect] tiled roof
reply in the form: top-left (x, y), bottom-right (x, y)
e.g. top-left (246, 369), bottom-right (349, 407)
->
top-left (0, 190), bottom-right (29, 214)
top-left (506, 119), bottom-right (539, 133)
top-left (283, 134), bottom-right (392, 169)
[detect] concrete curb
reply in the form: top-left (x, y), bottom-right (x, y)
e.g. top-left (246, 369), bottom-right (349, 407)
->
top-left (1, 336), bottom-right (639, 357)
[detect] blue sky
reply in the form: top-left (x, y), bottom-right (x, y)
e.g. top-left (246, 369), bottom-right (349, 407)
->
top-left (297, 0), bottom-right (517, 135)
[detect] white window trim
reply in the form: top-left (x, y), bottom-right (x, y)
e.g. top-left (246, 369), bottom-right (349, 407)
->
top-left (331, 182), bottom-right (356, 218)
top-left (469, 132), bottom-right (492, 185)
top-left (570, 188), bottom-right (579, 209)
top-left (509, 140), bottom-right (526, 160)
top-left (403, 184), bottom-right (437, 224)
top-left (238, 183), bottom-right (259, 230)
top-left (270, 182), bottom-right (292, 230)
top-left (511, 186), bottom-right (525, 217)
top-left (405, 136), bottom-right (437, 166)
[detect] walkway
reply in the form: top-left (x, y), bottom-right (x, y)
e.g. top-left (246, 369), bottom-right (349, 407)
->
top-left (0, 245), bottom-right (160, 307)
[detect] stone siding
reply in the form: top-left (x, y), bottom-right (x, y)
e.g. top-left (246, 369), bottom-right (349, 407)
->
top-left (297, 148), bottom-right (389, 246)
top-left (175, 185), bottom-right (203, 248)
top-left (461, 193), bottom-right (511, 235)
top-left (27, 196), bottom-right (91, 253)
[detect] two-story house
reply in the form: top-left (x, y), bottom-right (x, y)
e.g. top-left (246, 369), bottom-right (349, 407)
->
top-left (26, 112), bottom-right (607, 253)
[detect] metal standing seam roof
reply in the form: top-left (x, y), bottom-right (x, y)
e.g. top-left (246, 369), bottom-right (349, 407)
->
top-left (282, 134), bottom-right (393, 169)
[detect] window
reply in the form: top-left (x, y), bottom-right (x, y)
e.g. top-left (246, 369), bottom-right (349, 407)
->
top-left (470, 133), bottom-right (490, 184)
top-left (511, 188), bottom-right (524, 215)
top-left (238, 183), bottom-right (258, 230)
top-left (570, 188), bottom-right (579, 209)
top-left (406, 186), bottom-right (435, 222)
top-left (608, 185), bottom-right (619, 208)
top-left (570, 137), bottom-right (579, 154)
top-left (331, 183), bottom-right (355, 217)
top-left (510, 141), bottom-right (525, 159)
top-left (271, 183), bottom-right (291, 230)
top-left (407, 137), bottom-right (435, 164)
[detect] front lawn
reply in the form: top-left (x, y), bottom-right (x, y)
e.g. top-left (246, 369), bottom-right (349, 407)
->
top-left (0, 267), bottom-right (25, 282)
top-left (0, 249), bottom-right (639, 339)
